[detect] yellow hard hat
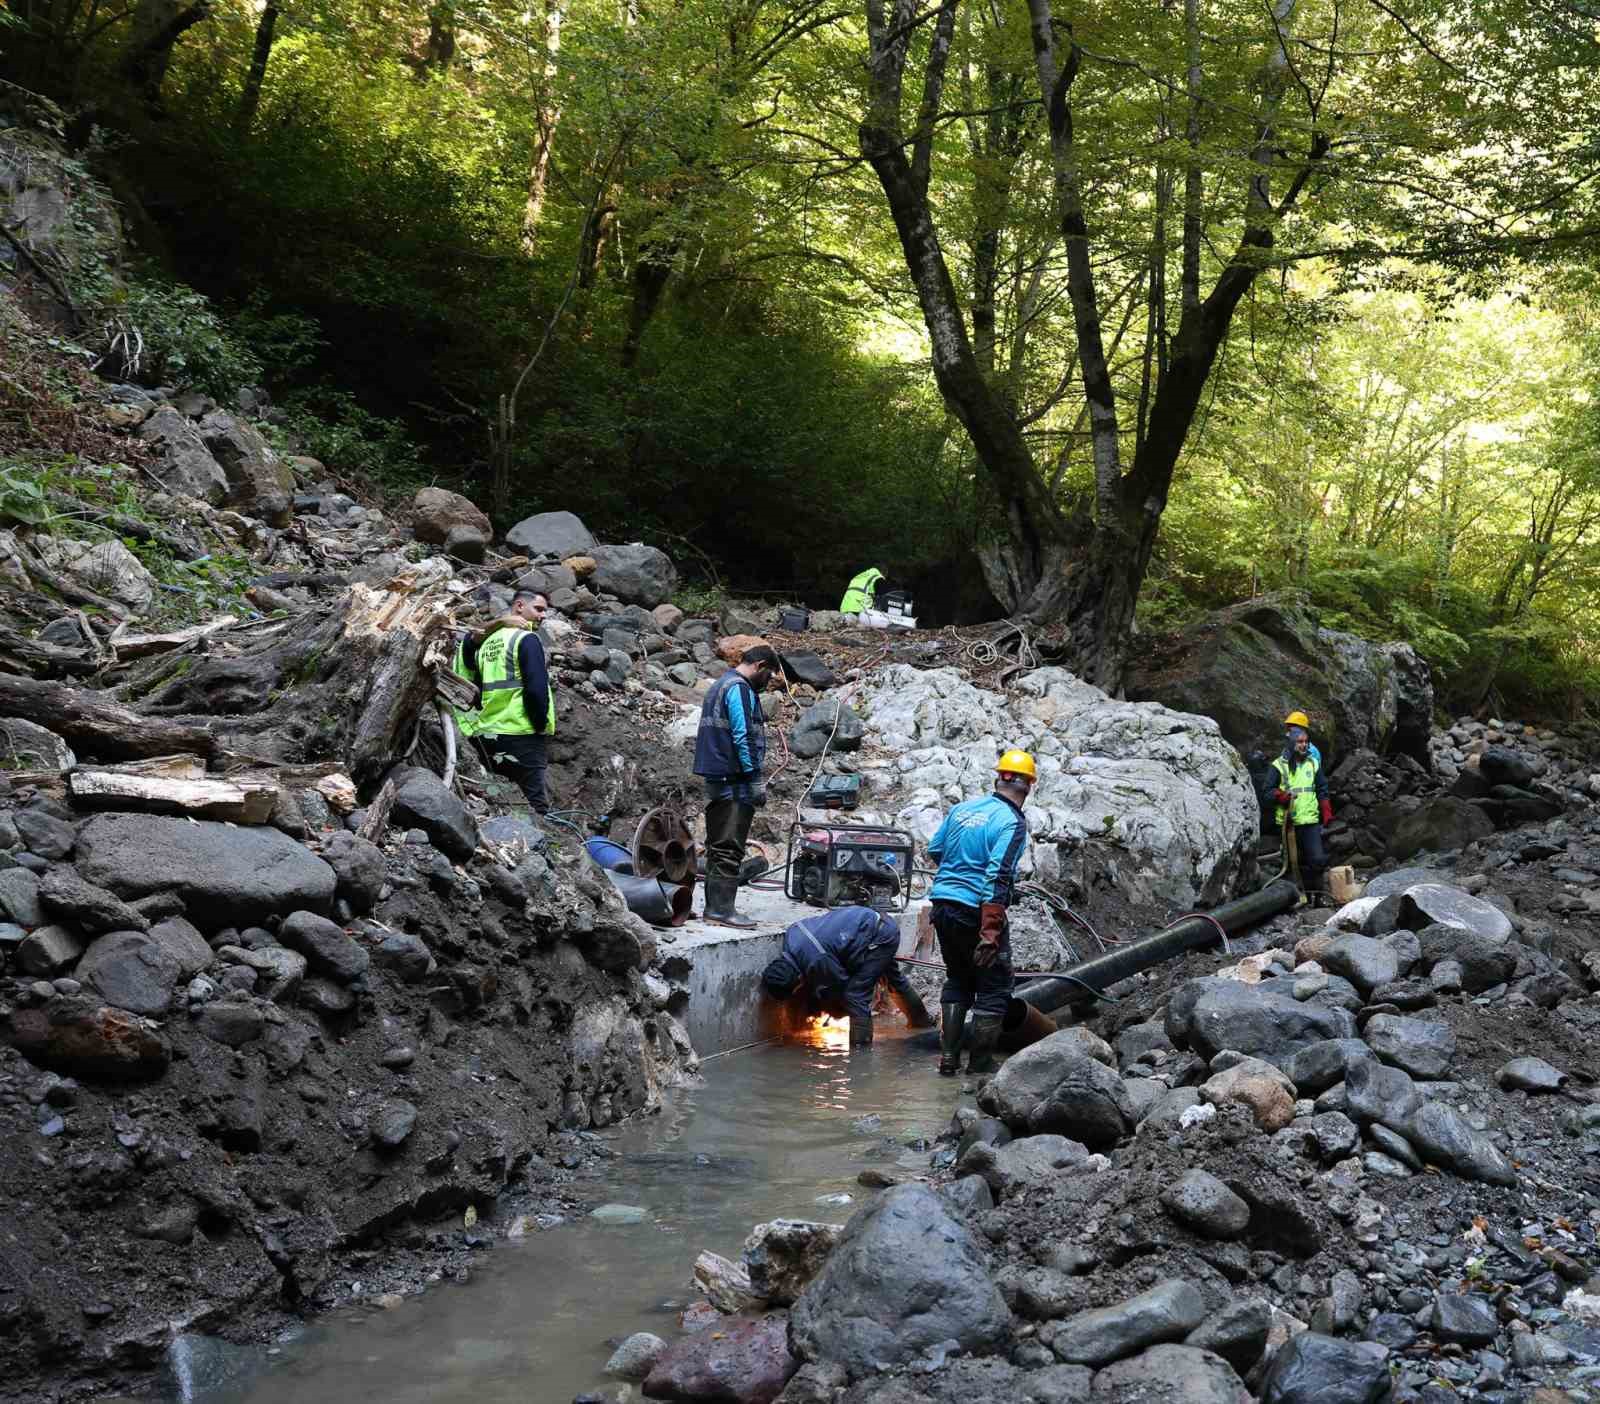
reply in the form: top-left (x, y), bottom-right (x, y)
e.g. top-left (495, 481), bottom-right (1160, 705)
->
top-left (1284, 710), bottom-right (1311, 729)
top-left (996, 749), bottom-right (1038, 782)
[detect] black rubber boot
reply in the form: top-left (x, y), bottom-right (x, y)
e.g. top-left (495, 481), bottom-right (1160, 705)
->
top-left (965, 1015), bottom-right (1003, 1076)
top-left (938, 1003), bottom-right (967, 1076)
top-left (702, 878), bottom-right (756, 929)
top-left (849, 1015), bottom-right (874, 1048)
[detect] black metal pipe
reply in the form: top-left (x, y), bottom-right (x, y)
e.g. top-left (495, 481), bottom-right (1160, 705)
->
top-left (1016, 879), bottom-right (1300, 1014)
top-left (601, 869), bottom-right (695, 927)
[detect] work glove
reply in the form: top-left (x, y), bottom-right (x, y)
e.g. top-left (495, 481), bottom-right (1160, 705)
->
top-left (975, 901), bottom-right (1007, 968)
top-left (750, 783), bottom-right (768, 809)
top-left (1319, 798), bottom-right (1334, 825)
top-left (1272, 789), bottom-right (1292, 807)
top-left (849, 1015), bottom-right (874, 1048)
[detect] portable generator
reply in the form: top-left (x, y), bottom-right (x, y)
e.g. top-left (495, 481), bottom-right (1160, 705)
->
top-left (785, 822), bottom-right (913, 911)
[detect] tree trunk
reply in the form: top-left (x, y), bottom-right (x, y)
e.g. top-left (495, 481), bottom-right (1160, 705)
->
top-left (619, 240), bottom-right (677, 369)
top-left (120, 0), bottom-right (211, 106)
top-left (0, 673), bottom-right (218, 761)
top-left (233, 0), bottom-right (279, 135)
top-left (520, 0), bottom-right (565, 253)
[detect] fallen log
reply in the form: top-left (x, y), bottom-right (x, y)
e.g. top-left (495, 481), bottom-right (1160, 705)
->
top-left (0, 673), bottom-right (216, 761)
top-left (66, 770), bottom-right (279, 824)
top-left (95, 755), bottom-right (207, 780)
top-left (111, 615), bottom-right (238, 661)
top-left (0, 625), bottom-right (98, 677)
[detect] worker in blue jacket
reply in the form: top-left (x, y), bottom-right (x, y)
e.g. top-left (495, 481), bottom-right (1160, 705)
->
top-left (925, 749), bottom-right (1036, 1076)
top-left (761, 906), bottom-right (934, 1048)
top-left (693, 644), bottom-right (779, 928)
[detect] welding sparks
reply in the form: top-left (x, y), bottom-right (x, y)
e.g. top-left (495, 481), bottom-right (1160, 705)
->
top-left (802, 1015), bottom-right (852, 1051)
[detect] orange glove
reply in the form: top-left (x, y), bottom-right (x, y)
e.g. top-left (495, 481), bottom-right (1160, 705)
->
top-left (976, 902), bottom-right (1006, 968)
top-left (1319, 798), bottom-right (1333, 825)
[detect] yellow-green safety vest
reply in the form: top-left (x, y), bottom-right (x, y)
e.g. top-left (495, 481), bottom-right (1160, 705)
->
top-left (1270, 753), bottom-right (1320, 827)
top-left (840, 567), bottom-right (883, 614)
top-left (450, 637), bottom-right (483, 738)
top-left (476, 626), bottom-right (556, 736)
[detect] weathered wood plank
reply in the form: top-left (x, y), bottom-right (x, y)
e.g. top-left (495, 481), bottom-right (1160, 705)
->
top-left (66, 770), bottom-right (279, 823)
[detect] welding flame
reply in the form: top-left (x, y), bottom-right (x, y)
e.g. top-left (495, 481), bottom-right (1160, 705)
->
top-left (803, 1015), bottom-right (852, 1051)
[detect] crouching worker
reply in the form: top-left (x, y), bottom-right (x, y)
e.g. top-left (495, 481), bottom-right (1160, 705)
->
top-left (761, 906), bottom-right (934, 1048)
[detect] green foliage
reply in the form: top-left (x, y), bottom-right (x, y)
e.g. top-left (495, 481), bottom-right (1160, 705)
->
top-left (279, 388), bottom-right (429, 490)
top-left (99, 276), bottom-right (262, 395)
top-left (0, 463), bottom-right (51, 525)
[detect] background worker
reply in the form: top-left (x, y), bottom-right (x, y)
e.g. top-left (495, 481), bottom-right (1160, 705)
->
top-left (925, 749), bottom-right (1035, 1076)
top-left (693, 643), bottom-right (779, 928)
top-left (469, 590), bottom-right (556, 815)
top-left (761, 906), bottom-right (935, 1048)
top-left (838, 566), bottom-right (884, 617)
top-left (1272, 712), bottom-right (1332, 899)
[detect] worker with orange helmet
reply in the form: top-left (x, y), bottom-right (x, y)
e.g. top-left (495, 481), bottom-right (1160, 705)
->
top-left (1273, 709), bottom-right (1332, 899)
top-left (924, 748), bottom-right (1037, 1077)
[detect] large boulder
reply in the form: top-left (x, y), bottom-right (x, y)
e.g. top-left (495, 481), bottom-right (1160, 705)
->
top-left (75, 814), bottom-right (336, 927)
top-left (978, 1032), bottom-right (1135, 1148)
top-left (505, 509), bottom-right (596, 559)
top-left (138, 406), bottom-right (228, 503)
top-left (76, 930), bottom-right (184, 1015)
top-left (590, 543), bottom-right (678, 607)
top-left (1386, 797), bottom-right (1494, 861)
top-left (1258, 1332), bottom-right (1391, 1404)
top-left (33, 536), bottom-right (155, 612)
top-left (1048, 1280), bottom-right (1207, 1366)
top-left (390, 767), bottom-right (478, 861)
top-left (1125, 593), bottom-right (1433, 769)
top-left (854, 666), bottom-right (1259, 909)
top-left (411, 486), bottom-right (491, 546)
top-left (790, 701), bottom-right (865, 760)
top-left (198, 409), bottom-right (294, 526)
top-left (1179, 979), bottom-right (1355, 1064)
top-left (789, 1185), bottom-right (1011, 1377)
top-left (1397, 884), bottom-right (1513, 943)
top-left (642, 1311), bottom-right (797, 1403)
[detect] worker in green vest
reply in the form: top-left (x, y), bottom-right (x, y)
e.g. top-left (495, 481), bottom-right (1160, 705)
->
top-left (839, 567), bottom-right (884, 615)
top-left (466, 590), bottom-right (556, 814)
top-left (1270, 715), bottom-right (1332, 900)
top-left (449, 632), bottom-right (483, 739)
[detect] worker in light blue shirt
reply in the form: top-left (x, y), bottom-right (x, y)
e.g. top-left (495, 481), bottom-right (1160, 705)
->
top-left (925, 748), bottom-right (1035, 1076)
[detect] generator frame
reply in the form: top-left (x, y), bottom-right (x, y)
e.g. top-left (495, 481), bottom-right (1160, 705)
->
top-left (783, 821), bottom-right (914, 913)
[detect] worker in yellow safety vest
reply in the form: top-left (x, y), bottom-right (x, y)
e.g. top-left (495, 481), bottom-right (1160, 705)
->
top-left (839, 567), bottom-right (884, 615)
top-left (460, 590), bottom-right (556, 813)
top-left (1271, 711), bottom-right (1331, 898)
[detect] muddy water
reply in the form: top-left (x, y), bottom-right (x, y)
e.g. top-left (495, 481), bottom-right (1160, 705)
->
top-left (206, 1024), bottom-right (956, 1404)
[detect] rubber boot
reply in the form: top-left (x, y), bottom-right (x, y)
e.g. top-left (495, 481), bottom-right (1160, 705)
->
top-left (965, 1015), bottom-right (1003, 1076)
top-left (849, 1014), bottom-right (873, 1049)
top-left (891, 987), bottom-right (936, 1030)
top-left (703, 878), bottom-right (756, 929)
top-left (938, 1003), bottom-right (968, 1077)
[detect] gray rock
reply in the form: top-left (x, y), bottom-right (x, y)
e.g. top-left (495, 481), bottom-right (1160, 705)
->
top-left (6, 1000), bottom-right (170, 1083)
top-left (1363, 1313), bottom-right (1417, 1350)
top-left (1361, 866), bottom-right (1450, 898)
top-left (198, 409), bottom-right (294, 525)
top-left (216, 944), bottom-right (306, 1003)
top-left (667, 662), bottom-right (699, 687)
top-left (37, 867), bottom-right (147, 935)
top-left (504, 509), bottom-right (596, 559)
top-left (978, 1033), bottom-right (1135, 1148)
top-left (0, 868), bottom-right (44, 927)
top-left (1414, 922), bottom-right (1515, 992)
top-left (939, 1174), bottom-right (995, 1221)
top-left (1320, 935), bottom-right (1398, 994)
top-left (791, 701), bottom-right (866, 759)
top-left (148, 917), bottom-right (214, 978)
top-left (1398, 884), bottom-right (1513, 943)
top-left (76, 931), bottom-right (184, 1015)
top-left (1342, 1055), bottom-right (1420, 1129)
top-left (1304, 1110), bottom-right (1360, 1162)
top-left (371, 1099), bottom-right (417, 1149)
top-left (138, 406), bottom-right (228, 503)
top-left (1115, 1022), bottom-right (1174, 1069)
top-left (1182, 980), bottom-right (1355, 1064)
top-left (278, 911), bottom-right (369, 984)
top-left (14, 809), bottom-right (74, 860)
top-left (1048, 1280), bottom-right (1206, 1366)
top-left (1429, 1293), bottom-right (1497, 1346)
top-left (956, 1134), bottom-right (1088, 1200)
top-left (1140, 1087), bottom-right (1203, 1132)
top-left (390, 768), bottom-right (478, 862)
top-left (1509, 1332), bottom-right (1569, 1367)
top-left (1428, 959), bottom-right (1463, 994)
top-left (1366, 1123), bottom-right (1421, 1169)
top-left (1362, 1013), bottom-right (1455, 1080)
top-left (321, 831), bottom-right (385, 915)
top-left (0, 718), bottom-right (74, 773)
top-left (16, 922), bottom-right (87, 976)
top-left (589, 543), bottom-right (677, 607)
top-left (442, 523), bottom-right (485, 561)
top-left (1479, 745), bottom-right (1535, 788)
top-left (194, 1000), bottom-right (265, 1047)
top-left (1284, 1039), bottom-right (1371, 1095)
top-left (1400, 1100), bottom-right (1514, 1184)
top-left (1160, 1169), bottom-right (1250, 1240)
top-left (1496, 1056), bottom-right (1565, 1093)
top-left (789, 1185), bottom-right (1011, 1376)
top-left (1184, 1298), bottom-right (1271, 1374)
top-left (605, 1331), bottom-right (668, 1382)
top-left (1089, 1343), bottom-right (1251, 1404)
top-left (374, 930), bottom-right (433, 982)
top-left (299, 977), bottom-right (354, 1016)
top-left (1387, 797), bottom-right (1494, 861)
top-left (75, 814), bottom-right (336, 927)
top-left (1258, 1332), bottom-right (1390, 1404)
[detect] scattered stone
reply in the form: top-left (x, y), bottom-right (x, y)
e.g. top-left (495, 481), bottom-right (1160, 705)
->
top-left (1400, 1100), bottom-right (1515, 1185)
top-left (0, 868), bottom-right (45, 927)
top-left (374, 930), bottom-right (434, 982)
top-left (1181, 980), bottom-right (1354, 1064)
top-left (15, 925), bottom-right (87, 977)
top-left (789, 1185), bottom-right (1010, 1375)
top-left (1258, 1332), bottom-right (1390, 1404)
top-left (14, 809), bottom-right (76, 860)
top-left (1199, 1056), bottom-right (1296, 1132)
top-left (505, 510), bottom-right (595, 559)
top-left (1285, 1039), bottom-right (1371, 1095)
top-left (321, 831), bottom-right (386, 915)
top-left (1160, 1169), bottom-right (1250, 1240)
top-left (1090, 1343), bottom-right (1250, 1404)
top-left (1343, 1056), bottom-right (1420, 1129)
top-left (1320, 935), bottom-right (1398, 994)
top-left (790, 701), bottom-right (866, 759)
top-left (5, 1002), bottom-right (170, 1082)
top-left (1048, 1279), bottom-right (1206, 1366)
top-left (978, 1032), bottom-right (1135, 1148)
top-left (1430, 1293), bottom-right (1498, 1346)
top-left (1184, 1298), bottom-right (1271, 1374)
top-left (76, 931), bottom-right (183, 1015)
top-left (743, 1220), bottom-right (842, 1306)
top-left (1366, 1123), bottom-right (1421, 1169)
top-left (589, 543), bottom-right (677, 607)
top-left (278, 911), bottom-right (370, 984)
top-left (194, 1001), bottom-right (265, 1047)
top-left (605, 1332), bottom-right (668, 1382)
top-left (643, 1311), bottom-right (797, 1403)
top-left (148, 916), bottom-right (214, 978)
top-left (370, 1099), bottom-right (417, 1150)
top-left (1398, 884), bottom-right (1513, 943)
top-left (390, 768), bottom-right (478, 862)
top-left (1361, 1013), bottom-right (1455, 1080)
top-left (1497, 1056), bottom-right (1566, 1093)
